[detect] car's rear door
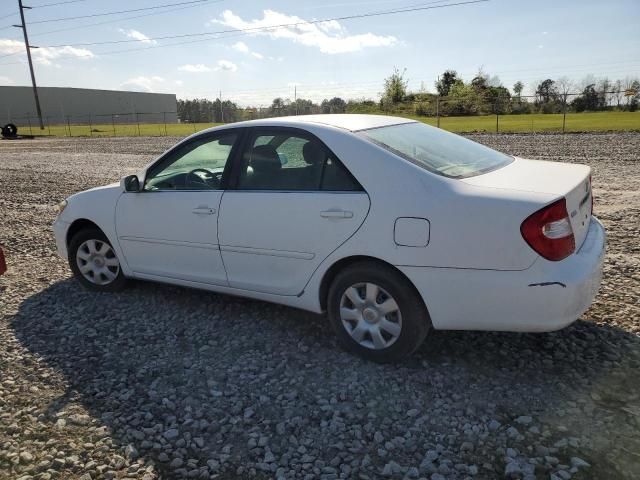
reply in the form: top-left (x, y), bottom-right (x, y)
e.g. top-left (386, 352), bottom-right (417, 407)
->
top-left (115, 130), bottom-right (241, 285)
top-left (218, 127), bottom-right (370, 295)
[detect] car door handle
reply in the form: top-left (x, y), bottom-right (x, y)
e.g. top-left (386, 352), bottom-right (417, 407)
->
top-left (192, 207), bottom-right (216, 215)
top-left (320, 209), bottom-right (353, 219)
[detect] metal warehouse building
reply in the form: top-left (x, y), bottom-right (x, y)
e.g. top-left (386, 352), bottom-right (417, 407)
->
top-left (0, 86), bottom-right (177, 126)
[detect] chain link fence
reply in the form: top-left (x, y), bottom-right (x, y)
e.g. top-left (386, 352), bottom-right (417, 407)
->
top-left (371, 90), bottom-right (639, 133)
top-left (6, 111), bottom-right (183, 137)
top-left (4, 90), bottom-right (639, 137)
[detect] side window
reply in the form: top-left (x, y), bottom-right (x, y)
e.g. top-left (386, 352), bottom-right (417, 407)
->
top-left (237, 132), bottom-right (324, 191)
top-left (144, 133), bottom-right (237, 191)
top-left (277, 136), bottom-right (309, 168)
top-left (236, 130), bottom-right (363, 192)
top-left (321, 156), bottom-right (362, 191)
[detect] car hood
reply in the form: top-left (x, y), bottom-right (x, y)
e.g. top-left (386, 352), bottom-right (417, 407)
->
top-left (69, 182), bottom-right (120, 200)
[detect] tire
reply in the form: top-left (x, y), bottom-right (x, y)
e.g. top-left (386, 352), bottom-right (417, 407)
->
top-left (327, 261), bottom-right (431, 363)
top-left (68, 228), bottom-right (127, 292)
top-left (2, 123), bottom-right (17, 138)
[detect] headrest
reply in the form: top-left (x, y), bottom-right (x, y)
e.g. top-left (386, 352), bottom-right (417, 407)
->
top-left (250, 144), bottom-right (281, 173)
top-left (303, 141), bottom-right (325, 167)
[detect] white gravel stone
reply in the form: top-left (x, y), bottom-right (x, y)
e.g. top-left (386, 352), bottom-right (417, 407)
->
top-left (1, 134), bottom-right (639, 480)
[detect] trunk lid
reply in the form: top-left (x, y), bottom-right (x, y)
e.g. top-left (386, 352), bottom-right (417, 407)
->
top-left (462, 157), bottom-right (593, 249)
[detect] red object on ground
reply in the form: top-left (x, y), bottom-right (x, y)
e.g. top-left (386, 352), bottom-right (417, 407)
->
top-left (0, 246), bottom-right (6, 275)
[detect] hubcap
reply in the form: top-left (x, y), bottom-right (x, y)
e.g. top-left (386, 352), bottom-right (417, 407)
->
top-left (339, 282), bottom-right (402, 350)
top-left (76, 239), bottom-right (120, 286)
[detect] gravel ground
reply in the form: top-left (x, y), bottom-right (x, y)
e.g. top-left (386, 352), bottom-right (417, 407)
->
top-left (1, 133), bottom-right (639, 480)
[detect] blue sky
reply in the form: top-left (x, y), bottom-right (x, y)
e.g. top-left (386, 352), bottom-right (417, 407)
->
top-left (0, 0), bottom-right (638, 105)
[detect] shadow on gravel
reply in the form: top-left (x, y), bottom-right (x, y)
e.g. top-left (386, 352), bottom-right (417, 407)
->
top-left (11, 278), bottom-right (640, 479)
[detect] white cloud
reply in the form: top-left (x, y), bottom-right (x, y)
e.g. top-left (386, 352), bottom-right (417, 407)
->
top-left (0, 39), bottom-right (94, 66)
top-left (317, 20), bottom-right (342, 33)
top-left (216, 59), bottom-right (237, 72)
top-left (0, 75), bottom-right (15, 85)
top-left (178, 63), bottom-right (212, 72)
top-left (175, 80), bottom-right (184, 86)
top-left (232, 41), bottom-right (249, 53)
top-left (214, 9), bottom-right (397, 54)
top-left (232, 40), bottom-right (264, 60)
top-left (38, 46), bottom-right (94, 65)
top-left (178, 60), bottom-right (238, 73)
top-left (119, 29), bottom-right (156, 44)
top-left (120, 76), bottom-right (166, 92)
top-left (0, 39), bottom-right (23, 55)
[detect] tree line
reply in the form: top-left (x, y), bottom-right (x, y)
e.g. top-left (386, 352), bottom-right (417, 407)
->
top-left (379, 67), bottom-right (639, 116)
top-left (176, 96), bottom-right (351, 123)
top-left (176, 69), bottom-right (640, 123)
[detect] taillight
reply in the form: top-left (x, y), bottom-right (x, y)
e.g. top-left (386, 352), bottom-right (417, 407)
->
top-left (521, 198), bottom-right (575, 261)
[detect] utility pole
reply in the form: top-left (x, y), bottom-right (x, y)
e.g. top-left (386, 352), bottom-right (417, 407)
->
top-left (219, 90), bottom-right (223, 123)
top-left (294, 85), bottom-right (298, 115)
top-left (14, 0), bottom-right (44, 129)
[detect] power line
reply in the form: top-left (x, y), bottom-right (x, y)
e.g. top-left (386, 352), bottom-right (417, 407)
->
top-left (0, 1), bottom-right (482, 63)
top-left (0, 51), bottom-right (23, 60)
top-left (1, 0), bottom-right (217, 33)
top-left (36, 0), bottom-right (490, 48)
top-left (31, 0), bottom-right (89, 8)
top-left (0, 12), bottom-right (19, 21)
top-left (3, 0), bottom-right (636, 93)
top-left (27, 0), bottom-right (211, 24)
top-left (30, 0), bottom-right (222, 37)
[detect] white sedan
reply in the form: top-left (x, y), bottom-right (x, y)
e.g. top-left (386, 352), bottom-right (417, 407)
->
top-left (53, 114), bottom-right (606, 362)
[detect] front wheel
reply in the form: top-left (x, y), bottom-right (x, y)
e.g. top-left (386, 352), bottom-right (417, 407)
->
top-left (327, 262), bottom-right (431, 362)
top-left (68, 228), bottom-right (127, 291)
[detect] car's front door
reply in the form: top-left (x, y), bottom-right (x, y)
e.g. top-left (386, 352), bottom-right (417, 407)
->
top-left (218, 127), bottom-right (370, 295)
top-left (115, 130), bottom-right (241, 285)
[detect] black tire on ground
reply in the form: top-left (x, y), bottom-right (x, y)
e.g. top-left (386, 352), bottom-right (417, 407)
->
top-left (327, 261), bottom-right (431, 363)
top-left (2, 123), bottom-right (18, 138)
top-left (68, 228), bottom-right (127, 292)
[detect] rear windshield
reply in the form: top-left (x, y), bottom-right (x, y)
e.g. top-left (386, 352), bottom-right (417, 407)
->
top-left (359, 122), bottom-right (513, 178)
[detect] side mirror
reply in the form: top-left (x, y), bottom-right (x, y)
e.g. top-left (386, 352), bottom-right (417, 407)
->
top-left (122, 175), bottom-right (141, 192)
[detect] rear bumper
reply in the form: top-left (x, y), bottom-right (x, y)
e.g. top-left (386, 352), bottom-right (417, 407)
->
top-left (53, 218), bottom-right (70, 260)
top-left (399, 217), bottom-right (606, 332)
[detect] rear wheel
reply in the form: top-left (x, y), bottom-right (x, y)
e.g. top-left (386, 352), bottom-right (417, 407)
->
top-left (68, 228), bottom-right (127, 291)
top-left (327, 261), bottom-right (431, 362)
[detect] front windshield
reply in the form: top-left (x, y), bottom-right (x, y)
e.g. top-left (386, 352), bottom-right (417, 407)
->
top-left (359, 122), bottom-right (513, 178)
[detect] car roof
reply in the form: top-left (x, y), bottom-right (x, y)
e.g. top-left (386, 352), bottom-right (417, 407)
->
top-left (207, 114), bottom-right (416, 133)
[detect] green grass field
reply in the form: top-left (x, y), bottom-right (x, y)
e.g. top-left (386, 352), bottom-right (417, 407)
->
top-left (24, 122), bottom-right (224, 137)
top-left (17, 111), bottom-right (639, 137)
top-left (416, 111), bottom-right (640, 133)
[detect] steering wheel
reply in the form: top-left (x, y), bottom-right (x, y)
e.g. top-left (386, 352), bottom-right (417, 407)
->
top-left (186, 168), bottom-right (221, 188)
